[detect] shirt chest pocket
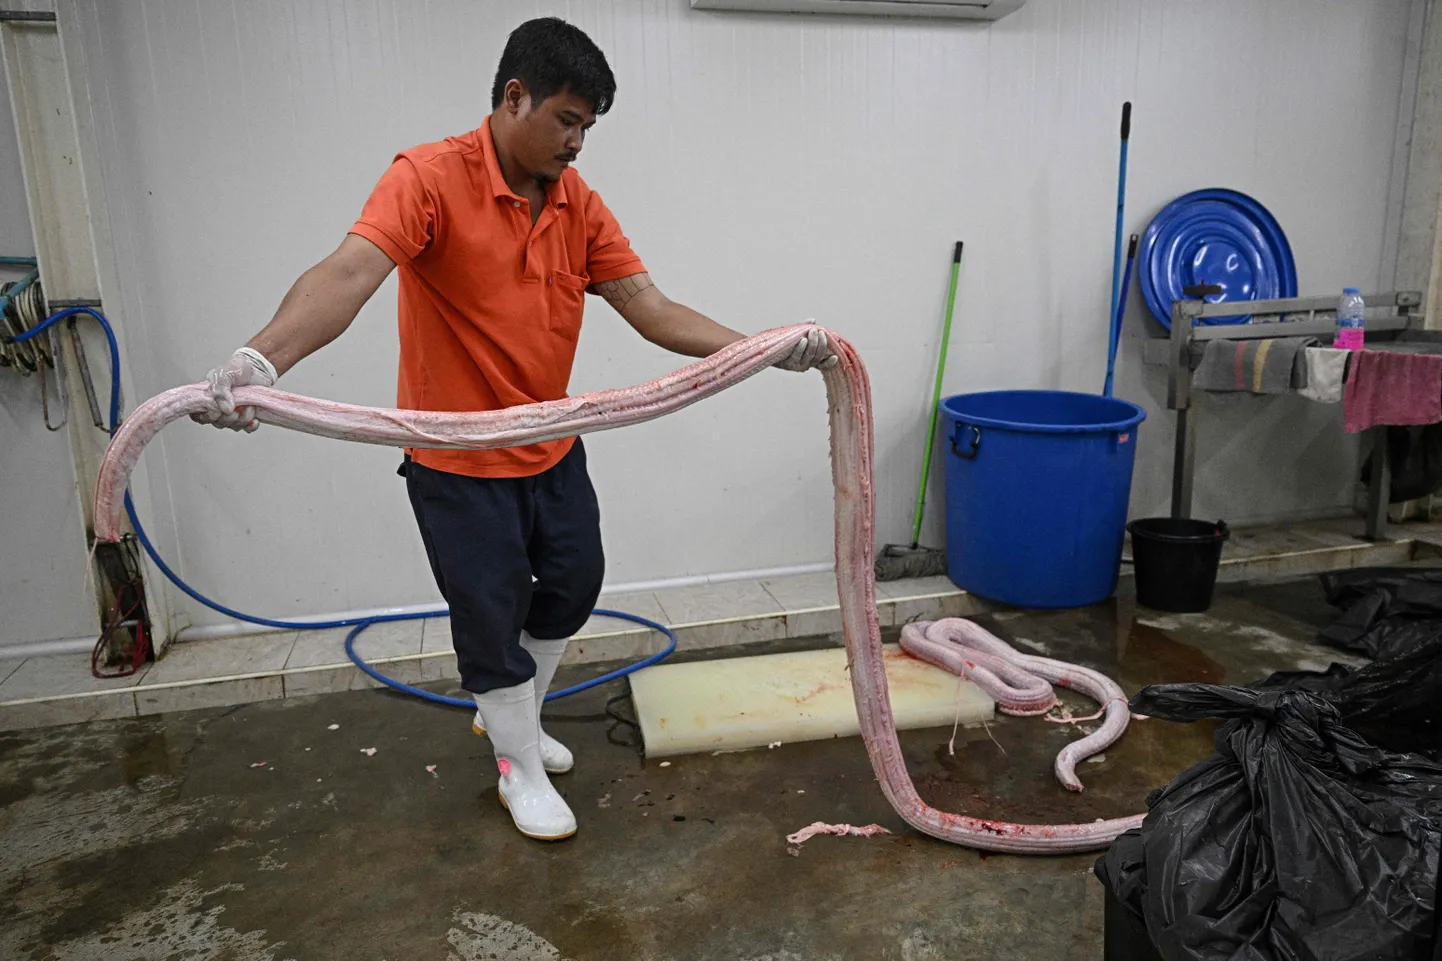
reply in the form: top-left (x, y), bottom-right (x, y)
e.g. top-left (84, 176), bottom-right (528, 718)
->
top-left (547, 269), bottom-right (589, 340)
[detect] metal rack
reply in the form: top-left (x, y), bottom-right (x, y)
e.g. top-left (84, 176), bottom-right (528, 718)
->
top-left (1155, 289), bottom-right (1425, 540)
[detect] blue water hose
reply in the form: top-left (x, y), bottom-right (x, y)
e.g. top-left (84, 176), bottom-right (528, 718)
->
top-left (9, 307), bottom-right (676, 705)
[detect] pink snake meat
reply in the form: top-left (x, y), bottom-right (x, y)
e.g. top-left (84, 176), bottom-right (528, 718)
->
top-left (93, 324), bottom-right (1143, 854)
top-left (899, 619), bottom-right (1134, 793)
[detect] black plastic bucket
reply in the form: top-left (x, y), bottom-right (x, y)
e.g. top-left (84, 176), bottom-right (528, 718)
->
top-left (1127, 518), bottom-right (1229, 613)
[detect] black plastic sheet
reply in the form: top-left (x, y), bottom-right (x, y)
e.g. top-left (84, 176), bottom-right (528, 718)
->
top-left (1096, 685), bottom-right (1442, 961)
top-left (1316, 568), bottom-right (1442, 658)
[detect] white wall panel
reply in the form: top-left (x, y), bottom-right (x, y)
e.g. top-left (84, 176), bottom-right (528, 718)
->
top-left (51, 0), bottom-right (1417, 628)
top-left (0, 53), bottom-right (98, 648)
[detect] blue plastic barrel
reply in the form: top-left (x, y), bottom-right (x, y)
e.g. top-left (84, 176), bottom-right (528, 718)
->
top-left (940, 391), bottom-right (1146, 609)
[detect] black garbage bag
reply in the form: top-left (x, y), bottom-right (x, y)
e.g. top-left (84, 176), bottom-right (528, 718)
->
top-left (1096, 684), bottom-right (1442, 961)
top-left (1254, 634), bottom-right (1442, 758)
top-left (1318, 567), bottom-right (1442, 657)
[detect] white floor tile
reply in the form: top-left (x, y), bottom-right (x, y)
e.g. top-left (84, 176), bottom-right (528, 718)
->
top-left (0, 653), bottom-right (150, 702)
top-left (673, 616), bottom-right (787, 651)
top-left (653, 580), bottom-right (785, 625)
top-left (136, 677), bottom-right (284, 715)
top-left (421, 618), bottom-right (453, 655)
top-left (0, 694), bottom-right (136, 730)
top-left (875, 575), bottom-right (963, 600)
top-left (759, 572), bottom-right (841, 611)
top-left (418, 620), bottom-right (459, 682)
top-left (0, 657), bottom-right (24, 687)
top-left (874, 597), bottom-right (898, 627)
top-left (760, 572), bottom-right (849, 638)
top-left (785, 609), bottom-right (844, 639)
top-left (1290, 525), bottom-right (1366, 549)
top-left (284, 659), bottom-right (426, 699)
top-left (1228, 527), bottom-right (1345, 557)
top-left (142, 633), bottom-right (297, 685)
top-left (566, 631), bottom-right (668, 666)
top-left (585, 591), bottom-right (670, 634)
top-left (890, 592), bottom-right (992, 625)
top-left (286, 621), bottom-right (424, 670)
top-left (419, 653), bottom-right (460, 683)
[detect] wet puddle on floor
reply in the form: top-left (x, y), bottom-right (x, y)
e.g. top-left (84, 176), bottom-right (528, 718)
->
top-left (118, 727), bottom-right (175, 785)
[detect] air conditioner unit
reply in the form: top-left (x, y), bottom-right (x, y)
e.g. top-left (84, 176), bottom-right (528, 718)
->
top-left (690, 0), bottom-right (1025, 21)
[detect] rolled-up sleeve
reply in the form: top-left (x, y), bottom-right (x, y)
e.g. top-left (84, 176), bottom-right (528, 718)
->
top-left (584, 189), bottom-right (646, 284)
top-left (350, 157), bottom-right (436, 265)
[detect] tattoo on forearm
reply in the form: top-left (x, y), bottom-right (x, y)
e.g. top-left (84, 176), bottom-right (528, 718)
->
top-left (595, 272), bottom-right (656, 313)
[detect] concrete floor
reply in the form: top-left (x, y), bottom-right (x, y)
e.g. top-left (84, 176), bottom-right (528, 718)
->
top-left (0, 577), bottom-right (1361, 960)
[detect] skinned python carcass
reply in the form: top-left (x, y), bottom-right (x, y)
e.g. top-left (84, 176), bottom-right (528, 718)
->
top-left (94, 325), bottom-right (1143, 854)
top-left (899, 619), bottom-right (1135, 793)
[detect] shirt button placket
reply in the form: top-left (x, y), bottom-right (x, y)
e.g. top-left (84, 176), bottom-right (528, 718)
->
top-left (513, 199), bottom-right (529, 272)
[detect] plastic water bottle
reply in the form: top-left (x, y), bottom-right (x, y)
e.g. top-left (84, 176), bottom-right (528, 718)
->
top-left (1336, 288), bottom-right (1365, 351)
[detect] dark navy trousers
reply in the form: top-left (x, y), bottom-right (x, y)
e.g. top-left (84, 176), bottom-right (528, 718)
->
top-left (400, 440), bottom-right (604, 695)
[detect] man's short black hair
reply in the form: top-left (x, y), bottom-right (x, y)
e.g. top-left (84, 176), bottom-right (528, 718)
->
top-left (491, 18), bottom-right (616, 116)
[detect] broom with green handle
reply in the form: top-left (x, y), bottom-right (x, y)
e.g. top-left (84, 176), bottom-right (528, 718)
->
top-left (875, 241), bottom-right (963, 582)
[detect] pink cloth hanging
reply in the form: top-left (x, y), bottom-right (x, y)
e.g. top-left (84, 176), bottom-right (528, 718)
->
top-left (1343, 350), bottom-right (1442, 433)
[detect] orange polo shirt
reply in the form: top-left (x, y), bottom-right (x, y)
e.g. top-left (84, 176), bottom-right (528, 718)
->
top-left (349, 116), bottom-right (646, 478)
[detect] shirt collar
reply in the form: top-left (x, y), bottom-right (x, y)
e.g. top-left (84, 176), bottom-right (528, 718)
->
top-left (480, 115), bottom-right (569, 210)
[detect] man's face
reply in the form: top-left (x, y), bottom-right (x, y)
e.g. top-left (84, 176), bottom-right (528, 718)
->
top-left (512, 86), bottom-right (596, 184)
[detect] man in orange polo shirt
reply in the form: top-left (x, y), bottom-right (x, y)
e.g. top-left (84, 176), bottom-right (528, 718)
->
top-left (192, 18), bottom-right (832, 842)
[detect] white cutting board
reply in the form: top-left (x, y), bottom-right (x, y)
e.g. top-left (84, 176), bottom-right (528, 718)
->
top-left (628, 643), bottom-right (994, 758)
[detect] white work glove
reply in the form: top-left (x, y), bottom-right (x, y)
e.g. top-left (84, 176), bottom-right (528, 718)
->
top-left (189, 347), bottom-right (277, 432)
top-left (774, 322), bottom-right (840, 372)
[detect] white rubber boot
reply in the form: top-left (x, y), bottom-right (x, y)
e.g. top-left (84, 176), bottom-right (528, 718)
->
top-left (472, 680), bottom-right (576, 841)
top-left (521, 633), bottom-right (574, 774)
top-left (470, 635), bottom-right (574, 774)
